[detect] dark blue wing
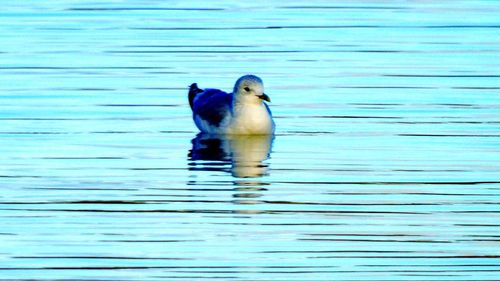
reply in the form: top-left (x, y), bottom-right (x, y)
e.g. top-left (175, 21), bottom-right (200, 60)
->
top-left (192, 89), bottom-right (233, 127)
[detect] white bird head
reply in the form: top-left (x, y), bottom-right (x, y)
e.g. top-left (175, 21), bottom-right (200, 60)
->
top-left (233, 75), bottom-right (270, 104)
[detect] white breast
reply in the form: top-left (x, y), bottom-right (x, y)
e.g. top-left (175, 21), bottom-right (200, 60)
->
top-left (228, 103), bottom-right (274, 135)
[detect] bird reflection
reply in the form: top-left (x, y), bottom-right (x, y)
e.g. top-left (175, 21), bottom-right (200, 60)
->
top-left (188, 133), bottom-right (273, 178)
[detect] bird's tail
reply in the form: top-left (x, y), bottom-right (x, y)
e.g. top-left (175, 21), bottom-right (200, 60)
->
top-left (188, 83), bottom-right (203, 109)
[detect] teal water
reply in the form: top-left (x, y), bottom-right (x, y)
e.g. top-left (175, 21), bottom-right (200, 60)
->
top-left (1, 1), bottom-right (499, 280)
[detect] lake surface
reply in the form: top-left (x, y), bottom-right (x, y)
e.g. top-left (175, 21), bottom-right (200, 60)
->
top-left (1, 1), bottom-right (499, 280)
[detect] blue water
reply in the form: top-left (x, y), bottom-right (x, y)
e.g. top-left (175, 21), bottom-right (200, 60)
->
top-left (1, 1), bottom-right (499, 280)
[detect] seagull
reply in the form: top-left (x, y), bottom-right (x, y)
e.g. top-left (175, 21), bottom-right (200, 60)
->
top-left (188, 75), bottom-right (275, 135)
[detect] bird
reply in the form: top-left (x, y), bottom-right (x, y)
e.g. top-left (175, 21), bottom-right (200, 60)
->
top-left (188, 75), bottom-right (275, 135)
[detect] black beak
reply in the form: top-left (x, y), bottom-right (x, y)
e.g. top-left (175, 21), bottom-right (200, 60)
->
top-left (258, 93), bottom-right (271, 102)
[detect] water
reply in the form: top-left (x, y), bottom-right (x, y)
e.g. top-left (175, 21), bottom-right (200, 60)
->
top-left (1, 1), bottom-right (499, 280)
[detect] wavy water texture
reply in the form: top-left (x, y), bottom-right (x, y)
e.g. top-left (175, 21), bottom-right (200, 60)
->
top-left (0, 1), bottom-right (499, 280)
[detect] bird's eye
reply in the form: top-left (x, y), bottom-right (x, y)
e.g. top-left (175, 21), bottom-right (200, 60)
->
top-left (244, 87), bottom-right (250, 92)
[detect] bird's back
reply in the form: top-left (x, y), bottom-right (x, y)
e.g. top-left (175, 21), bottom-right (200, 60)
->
top-left (189, 85), bottom-right (233, 133)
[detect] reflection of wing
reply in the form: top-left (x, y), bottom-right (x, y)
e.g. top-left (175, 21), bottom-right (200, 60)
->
top-left (188, 133), bottom-right (273, 178)
top-left (192, 89), bottom-right (232, 128)
top-left (188, 134), bottom-right (231, 161)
